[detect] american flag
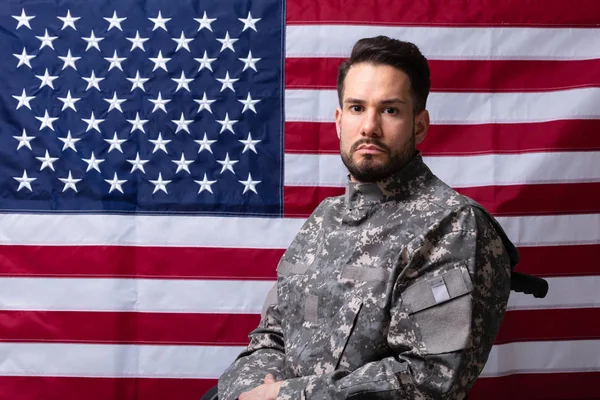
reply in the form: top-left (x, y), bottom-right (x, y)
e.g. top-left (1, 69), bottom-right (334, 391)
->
top-left (0, 0), bottom-right (599, 399)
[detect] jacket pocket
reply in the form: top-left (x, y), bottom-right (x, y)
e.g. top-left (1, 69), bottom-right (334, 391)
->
top-left (401, 264), bottom-right (473, 354)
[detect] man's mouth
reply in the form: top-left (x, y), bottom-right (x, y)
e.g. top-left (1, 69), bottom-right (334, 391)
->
top-left (356, 144), bottom-right (384, 154)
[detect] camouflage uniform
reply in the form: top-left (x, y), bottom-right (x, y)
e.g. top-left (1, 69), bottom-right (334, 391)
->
top-left (219, 152), bottom-right (516, 399)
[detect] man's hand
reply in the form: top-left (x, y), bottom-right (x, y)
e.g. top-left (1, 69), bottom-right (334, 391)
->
top-left (238, 374), bottom-right (283, 400)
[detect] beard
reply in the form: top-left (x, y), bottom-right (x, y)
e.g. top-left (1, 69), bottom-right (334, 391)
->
top-left (340, 129), bottom-right (416, 183)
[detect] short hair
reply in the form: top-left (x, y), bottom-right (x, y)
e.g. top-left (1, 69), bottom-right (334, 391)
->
top-left (336, 36), bottom-right (431, 113)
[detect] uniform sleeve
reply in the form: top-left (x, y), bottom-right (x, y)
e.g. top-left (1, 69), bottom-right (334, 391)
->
top-left (276, 205), bottom-right (513, 400)
top-left (218, 286), bottom-right (287, 400)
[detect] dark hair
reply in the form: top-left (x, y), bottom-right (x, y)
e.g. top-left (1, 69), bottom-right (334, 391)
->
top-left (336, 36), bottom-right (431, 113)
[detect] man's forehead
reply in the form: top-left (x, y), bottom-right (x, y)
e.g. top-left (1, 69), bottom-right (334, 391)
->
top-left (343, 63), bottom-right (412, 103)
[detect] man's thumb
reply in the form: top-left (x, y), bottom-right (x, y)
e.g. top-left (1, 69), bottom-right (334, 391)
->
top-left (264, 373), bottom-right (275, 384)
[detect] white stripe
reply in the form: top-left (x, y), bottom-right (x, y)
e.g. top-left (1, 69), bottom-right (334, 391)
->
top-left (0, 213), bottom-right (304, 248)
top-left (0, 342), bottom-right (244, 378)
top-left (0, 277), bottom-right (274, 314)
top-left (286, 25), bottom-right (600, 60)
top-left (0, 213), bottom-right (598, 248)
top-left (0, 340), bottom-right (598, 378)
top-left (285, 88), bottom-right (600, 124)
top-left (0, 275), bottom-right (597, 313)
top-left (481, 340), bottom-right (600, 376)
top-left (284, 152), bottom-right (600, 188)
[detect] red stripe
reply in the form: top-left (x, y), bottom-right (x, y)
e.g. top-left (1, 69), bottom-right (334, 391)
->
top-left (0, 376), bottom-right (216, 400)
top-left (516, 244), bottom-right (600, 277)
top-left (470, 372), bottom-right (600, 400)
top-left (496, 309), bottom-right (600, 344)
top-left (0, 311), bottom-right (259, 345)
top-left (286, 58), bottom-right (600, 92)
top-left (284, 120), bottom-right (600, 155)
top-left (286, 0), bottom-right (600, 27)
top-left (285, 183), bottom-right (600, 218)
top-left (0, 246), bottom-right (284, 280)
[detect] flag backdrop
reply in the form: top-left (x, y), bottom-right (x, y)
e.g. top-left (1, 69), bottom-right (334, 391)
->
top-left (0, 0), bottom-right (599, 399)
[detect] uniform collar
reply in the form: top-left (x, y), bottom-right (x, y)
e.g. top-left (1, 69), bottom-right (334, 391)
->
top-left (344, 151), bottom-right (433, 207)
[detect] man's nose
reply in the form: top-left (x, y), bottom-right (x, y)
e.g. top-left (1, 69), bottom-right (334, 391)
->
top-left (360, 109), bottom-right (382, 137)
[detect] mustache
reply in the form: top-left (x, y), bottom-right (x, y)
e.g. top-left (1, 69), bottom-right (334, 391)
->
top-left (350, 138), bottom-right (391, 154)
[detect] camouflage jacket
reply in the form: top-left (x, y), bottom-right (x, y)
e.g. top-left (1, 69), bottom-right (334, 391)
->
top-left (218, 153), bottom-right (516, 399)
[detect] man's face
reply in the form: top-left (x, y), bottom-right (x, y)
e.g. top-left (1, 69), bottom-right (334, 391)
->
top-left (335, 63), bottom-right (429, 183)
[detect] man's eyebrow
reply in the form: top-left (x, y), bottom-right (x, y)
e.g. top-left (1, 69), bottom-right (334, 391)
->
top-left (343, 97), bottom-right (407, 105)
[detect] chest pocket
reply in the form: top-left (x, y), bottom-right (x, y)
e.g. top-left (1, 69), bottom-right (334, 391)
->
top-left (401, 263), bottom-right (474, 354)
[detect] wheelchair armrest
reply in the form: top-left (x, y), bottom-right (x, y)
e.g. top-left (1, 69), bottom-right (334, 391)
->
top-left (511, 271), bottom-right (548, 298)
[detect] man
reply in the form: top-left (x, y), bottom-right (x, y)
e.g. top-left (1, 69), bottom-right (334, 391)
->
top-left (218, 36), bottom-right (516, 400)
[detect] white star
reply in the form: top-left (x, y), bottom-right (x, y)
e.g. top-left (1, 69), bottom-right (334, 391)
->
top-left (35, 68), bottom-right (59, 89)
top-left (194, 92), bottom-right (216, 114)
top-left (13, 48), bottom-right (35, 68)
top-left (105, 50), bottom-right (126, 71)
top-left (104, 11), bottom-right (126, 31)
top-left (172, 71), bottom-right (193, 92)
top-left (105, 172), bottom-right (127, 194)
top-left (239, 173), bottom-right (261, 194)
top-left (82, 70), bottom-right (104, 91)
top-left (59, 171), bottom-right (81, 192)
top-left (195, 133), bottom-right (217, 154)
top-left (239, 51), bottom-right (261, 72)
top-left (36, 29), bottom-right (58, 50)
top-left (82, 111), bottom-right (104, 133)
top-left (194, 51), bottom-right (216, 72)
top-left (216, 112), bottom-right (238, 134)
top-left (194, 11), bottom-right (216, 31)
top-left (127, 71), bottom-right (150, 92)
top-left (217, 153), bottom-right (239, 174)
top-left (195, 173), bottom-right (217, 194)
top-left (216, 71), bottom-right (239, 93)
top-left (127, 112), bottom-right (149, 133)
top-left (171, 113), bottom-right (193, 134)
top-left (127, 31), bottom-right (149, 52)
top-left (149, 11), bottom-right (171, 31)
top-left (127, 152), bottom-right (150, 173)
top-left (13, 9), bottom-right (35, 30)
top-left (58, 90), bottom-right (81, 112)
top-left (149, 133), bottom-right (171, 154)
top-left (239, 132), bottom-right (262, 154)
top-left (13, 129), bottom-right (35, 150)
top-left (149, 92), bottom-right (170, 113)
top-left (149, 50), bottom-right (171, 72)
top-left (238, 92), bottom-right (260, 114)
top-left (217, 31), bottom-right (238, 53)
top-left (173, 32), bottom-right (193, 52)
top-left (104, 92), bottom-right (126, 113)
top-left (13, 89), bottom-right (35, 110)
top-left (58, 10), bottom-right (80, 30)
top-left (239, 12), bottom-right (261, 32)
top-left (104, 132), bottom-right (127, 153)
top-left (172, 153), bottom-right (193, 174)
top-left (35, 110), bottom-right (58, 131)
top-left (58, 130), bottom-right (81, 152)
top-left (150, 173), bottom-right (171, 194)
top-left (14, 170), bottom-right (36, 192)
top-left (36, 150), bottom-right (59, 171)
top-left (58, 49), bottom-right (81, 70)
top-left (82, 31), bottom-right (104, 51)
top-left (82, 151), bottom-right (105, 172)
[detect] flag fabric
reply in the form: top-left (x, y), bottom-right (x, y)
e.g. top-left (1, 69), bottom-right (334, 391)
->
top-left (0, 0), bottom-right (599, 399)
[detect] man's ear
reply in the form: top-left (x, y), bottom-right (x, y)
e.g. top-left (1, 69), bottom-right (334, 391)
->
top-left (334, 107), bottom-right (342, 139)
top-left (414, 109), bottom-right (430, 145)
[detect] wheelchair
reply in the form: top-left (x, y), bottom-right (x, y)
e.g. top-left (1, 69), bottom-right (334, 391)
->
top-left (200, 271), bottom-right (548, 400)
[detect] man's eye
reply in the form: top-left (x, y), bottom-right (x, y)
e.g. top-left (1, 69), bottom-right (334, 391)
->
top-left (383, 108), bottom-right (398, 114)
top-left (350, 105), bottom-right (363, 112)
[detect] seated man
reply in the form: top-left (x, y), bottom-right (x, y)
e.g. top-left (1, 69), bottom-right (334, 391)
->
top-left (218, 35), bottom-right (515, 400)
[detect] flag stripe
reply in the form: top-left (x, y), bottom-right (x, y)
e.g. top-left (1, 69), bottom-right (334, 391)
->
top-left (0, 243), bottom-right (598, 279)
top-left (286, 0), bottom-right (600, 27)
top-left (284, 120), bottom-right (600, 155)
top-left (0, 376), bottom-right (217, 400)
top-left (284, 183), bottom-right (600, 218)
top-left (286, 88), bottom-right (600, 124)
top-left (286, 58), bottom-right (600, 92)
top-left (286, 25), bottom-right (600, 60)
top-left (0, 276), bottom-right (597, 313)
top-left (284, 153), bottom-right (600, 188)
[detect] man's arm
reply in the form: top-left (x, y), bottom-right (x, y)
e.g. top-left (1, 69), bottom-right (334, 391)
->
top-left (275, 205), bottom-right (513, 399)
